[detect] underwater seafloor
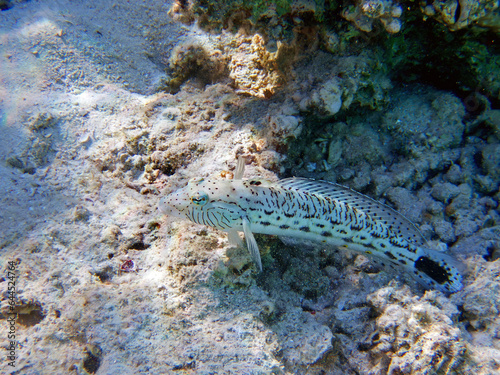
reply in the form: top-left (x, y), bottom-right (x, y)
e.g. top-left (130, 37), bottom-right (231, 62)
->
top-left (0, 0), bottom-right (499, 374)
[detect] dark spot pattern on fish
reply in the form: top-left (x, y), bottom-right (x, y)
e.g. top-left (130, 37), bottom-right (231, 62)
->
top-left (385, 251), bottom-right (397, 260)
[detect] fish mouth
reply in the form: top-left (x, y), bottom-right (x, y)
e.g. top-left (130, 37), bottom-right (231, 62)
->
top-left (158, 196), bottom-right (186, 218)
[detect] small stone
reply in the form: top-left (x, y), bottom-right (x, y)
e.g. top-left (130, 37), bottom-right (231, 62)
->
top-left (318, 78), bottom-right (343, 115)
top-left (306, 162), bottom-right (317, 172)
top-left (482, 144), bottom-right (500, 181)
top-left (73, 205), bottom-right (91, 222)
top-left (101, 225), bottom-right (122, 244)
top-left (339, 168), bottom-right (355, 181)
top-left (426, 200), bottom-right (444, 215)
top-left (6, 156), bottom-right (24, 170)
top-left (473, 174), bottom-right (498, 194)
top-left (454, 217), bottom-right (481, 238)
top-left (269, 114), bottom-right (302, 139)
top-left (444, 164), bottom-right (463, 184)
top-left (432, 219), bottom-right (456, 243)
top-left (27, 112), bottom-right (57, 131)
top-left (162, 107), bottom-right (181, 120)
top-left (260, 301), bottom-right (276, 319)
top-left (327, 139), bottom-right (342, 167)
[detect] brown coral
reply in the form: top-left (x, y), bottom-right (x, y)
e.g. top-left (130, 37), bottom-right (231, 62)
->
top-left (166, 44), bottom-right (228, 93)
top-left (228, 34), bottom-right (284, 98)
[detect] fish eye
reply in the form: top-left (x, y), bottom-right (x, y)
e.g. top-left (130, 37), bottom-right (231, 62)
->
top-left (190, 191), bottom-right (209, 206)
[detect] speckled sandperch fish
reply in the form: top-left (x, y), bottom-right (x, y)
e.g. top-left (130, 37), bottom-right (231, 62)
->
top-left (160, 158), bottom-right (463, 293)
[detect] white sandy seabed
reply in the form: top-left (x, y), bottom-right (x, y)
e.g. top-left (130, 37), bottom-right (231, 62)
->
top-left (0, 0), bottom-right (499, 374)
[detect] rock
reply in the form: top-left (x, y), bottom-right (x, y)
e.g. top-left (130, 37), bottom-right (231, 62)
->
top-left (317, 78), bottom-right (343, 115)
top-left (227, 34), bottom-right (284, 98)
top-left (73, 205), bottom-right (91, 222)
top-left (5, 156), bottom-right (25, 170)
top-left (327, 139), bottom-right (342, 167)
top-left (269, 114), bottom-right (302, 140)
top-left (431, 182), bottom-right (461, 203)
top-left (367, 285), bottom-right (467, 374)
top-left (421, 0), bottom-right (499, 31)
top-left (473, 174), bottom-right (499, 194)
top-left (432, 218), bottom-right (456, 243)
top-left (482, 143), bottom-right (500, 181)
top-left (451, 227), bottom-right (500, 258)
top-left (342, 0), bottom-right (403, 34)
top-left (383, 89), bottom-right (465, 155)
top-left (273, 309), bottom-right (333, 366)
top-left (101, 225), bottom-right (122, 245)
top-left (444, 164), bottom-right (463, 184)
top-left (385, 186), bottom-right (426, 224)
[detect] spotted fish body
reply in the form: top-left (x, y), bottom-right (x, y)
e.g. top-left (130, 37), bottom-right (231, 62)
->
top-left (161, 161), bottom-right (463, 293)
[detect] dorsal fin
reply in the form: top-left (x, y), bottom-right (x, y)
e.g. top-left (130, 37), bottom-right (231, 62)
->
top-left (278, 177), bottom-right (428, 246)
top-left (234, 156), bottom-right (245, 180)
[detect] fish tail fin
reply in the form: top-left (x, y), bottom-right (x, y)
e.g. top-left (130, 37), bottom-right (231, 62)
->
top-left (414, 247), bottom-right (464, 293)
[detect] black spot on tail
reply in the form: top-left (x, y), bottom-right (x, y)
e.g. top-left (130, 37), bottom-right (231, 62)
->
top-left (414, 256), bottom-right (450, 285)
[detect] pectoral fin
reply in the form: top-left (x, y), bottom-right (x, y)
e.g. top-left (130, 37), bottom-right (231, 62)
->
top-left (242, 218), bottom-right (262, 272)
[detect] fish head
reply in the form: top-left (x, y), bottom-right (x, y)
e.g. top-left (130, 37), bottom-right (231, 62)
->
top-left (159, 177), bottom-right (245, 230)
